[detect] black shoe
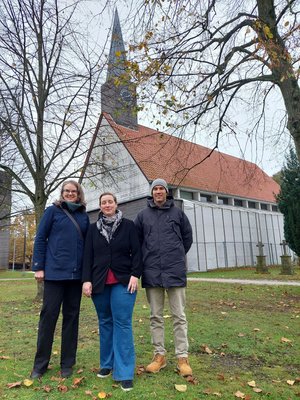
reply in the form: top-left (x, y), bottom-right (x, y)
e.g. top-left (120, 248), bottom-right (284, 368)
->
top-left (61, 367), bottom-right (73, 378)
top-left (30, 370), bottom-right (43, 379)
top-left (121, 380), bottom-right (133, 391)
top-left (97, 368), bottom-right (112, 378)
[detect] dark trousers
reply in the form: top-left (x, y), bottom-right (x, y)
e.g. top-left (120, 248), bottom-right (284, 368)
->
top-left (33, 280), bottom-right (82, 373)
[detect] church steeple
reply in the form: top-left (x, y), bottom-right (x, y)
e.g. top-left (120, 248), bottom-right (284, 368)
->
top-left (101, 9), bottom-right (138, 129)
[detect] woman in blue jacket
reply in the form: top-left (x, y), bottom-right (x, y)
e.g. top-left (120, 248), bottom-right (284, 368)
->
top-left (31, 180), bottom-right (89, 379)
top-left (82, 192), bottom-right (142, 392)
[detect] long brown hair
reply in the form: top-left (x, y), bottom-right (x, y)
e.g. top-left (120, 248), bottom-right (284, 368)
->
top-left (57, 180), bottom-right (86, 206)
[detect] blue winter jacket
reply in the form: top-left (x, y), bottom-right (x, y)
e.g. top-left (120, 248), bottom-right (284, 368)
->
top-left (134, 196), bottom-right (193, 288)
top-left (32, 202), bottom-right (90, 280)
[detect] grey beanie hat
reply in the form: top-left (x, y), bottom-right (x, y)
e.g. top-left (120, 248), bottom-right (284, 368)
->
top-left (150, 178), bottom-right (169, 194)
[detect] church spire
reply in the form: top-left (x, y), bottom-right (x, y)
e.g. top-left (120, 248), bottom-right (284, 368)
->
top-left (101, 9), bottom-right (138, 130)
top-left (106, 9), bottom-right (126, 81)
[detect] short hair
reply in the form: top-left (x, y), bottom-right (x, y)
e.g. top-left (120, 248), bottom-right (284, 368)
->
top-left (99, 192), bottom-right (117, 205)
top-left (58, 180), bottom-right (86, 206)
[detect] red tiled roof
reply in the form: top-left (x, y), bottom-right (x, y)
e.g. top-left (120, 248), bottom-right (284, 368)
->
top-left (103, 113), bottom-right (279, 203)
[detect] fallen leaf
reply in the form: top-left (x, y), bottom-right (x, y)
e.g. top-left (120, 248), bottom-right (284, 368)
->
top-left (185, 375), bottom-right (198, 384)
top-left (85, 390), bottom-right (93, 395)
top-left (163, 314), bottom-right (171, 318)
top-left (73, 377), bottom-right (84, 386)
top-left (77, 368), bottom-right (84, 374)
top-left (43, 385), bottom-right (52, 392)
top-left (52, 350), bottom-right (58, 355)
top-left (253, 387), bottom-right (263, 393)
top-left (23, 379), bottom-right (34, 387)
top-left (247, 380), bottom-right (256, 387)
top-left (7, 381), bottom-right (22, 389)
top-left (175, 384), bottom-right (187, 392)
top-left (235, 390), bottom-right (245, 398)
top-left (281, 337), bottom-right (292, 343)
top-left (0, 356), bottom-right (10, 360)
top-left (212, 392), bottom-right (222, 397)
top-left (287, 380), bottom-right (295, 386)
top-left (253, 328), bottom-right (260, 332)
top-left (136, 365), bottom-right (145, 375)
top-left (58, 384), bottom-right (68, 392)
top-left (50, 376), bottom-right (62, 382)
top-left (238, 333), bottom-right (245, 337)
top-left (98, 392), bottom-right (107, 398)
top-left (142, 305), bottom-right (147, 309)
top-left (201, 345), bottom-right (213, 354)
top-left (217, 373), bottom-right (225, 381)
top-left (221, 312), bottom-right (228, 315)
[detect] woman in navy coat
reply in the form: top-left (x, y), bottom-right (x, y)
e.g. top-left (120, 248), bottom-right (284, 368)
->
top-left (82, 192), bottom-right (142, 392)
top-left (31, 180), bottom-right (89, 379)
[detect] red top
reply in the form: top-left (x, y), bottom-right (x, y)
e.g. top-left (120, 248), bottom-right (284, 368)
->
top-left (105, 268), bottom-right (119, 284)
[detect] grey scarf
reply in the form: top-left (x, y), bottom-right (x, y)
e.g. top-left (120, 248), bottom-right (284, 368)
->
top-left (96, 209), bottom-right (123, 242)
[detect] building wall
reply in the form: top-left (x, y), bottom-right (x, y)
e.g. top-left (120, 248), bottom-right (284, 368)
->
top-left (183, 200), bottom-right (284, 271)
top-left (82, 116), bottom-right (150, 212)
top-left (0, 171), bottom-right (11, 269)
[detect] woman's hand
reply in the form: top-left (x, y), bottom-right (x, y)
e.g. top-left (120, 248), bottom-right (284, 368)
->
top-left (128, 276), bottom-right (138, 294)
top-left (83, 282), bottom-right (92, 297)
top-left (34, 270), bottom-right (44, 282)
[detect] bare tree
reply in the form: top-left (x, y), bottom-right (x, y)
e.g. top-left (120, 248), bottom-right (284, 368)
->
top-left (0, 0), bottom-right (111, 224)
top-left (128, 0), bottom-right (300, 163)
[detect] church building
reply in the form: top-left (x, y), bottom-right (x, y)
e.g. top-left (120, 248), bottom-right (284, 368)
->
top-left (80, 10), bottom-right (284, 271)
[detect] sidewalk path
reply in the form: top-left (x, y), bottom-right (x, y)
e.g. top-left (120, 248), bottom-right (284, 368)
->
top-left (0, 277), bottom-right (299, 287)
top-left (188, 277), bottom-right (300, 286)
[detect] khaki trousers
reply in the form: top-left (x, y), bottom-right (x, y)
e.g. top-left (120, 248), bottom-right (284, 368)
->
top-left (145, 287), bottom-right (189, 358)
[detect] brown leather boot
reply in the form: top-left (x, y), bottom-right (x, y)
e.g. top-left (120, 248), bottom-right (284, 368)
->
top-left (177, 357), bottom-right (192, 376)
top-left (145, 354), bottom-right (167, 373)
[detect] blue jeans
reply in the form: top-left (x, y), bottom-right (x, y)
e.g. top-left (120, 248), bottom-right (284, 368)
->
top-left (92, 283), bottom-right (137, 381)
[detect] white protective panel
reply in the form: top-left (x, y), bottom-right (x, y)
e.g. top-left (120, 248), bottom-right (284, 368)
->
top-left (184, 200), bottom-right (285, 271)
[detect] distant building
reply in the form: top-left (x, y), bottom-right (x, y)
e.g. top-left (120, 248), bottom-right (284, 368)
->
top-left (80, 10), bottom-right (285, 271)
top-left (0, 171), bottom-right (11, 269)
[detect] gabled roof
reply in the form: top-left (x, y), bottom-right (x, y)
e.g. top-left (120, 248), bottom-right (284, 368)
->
top-left (102, 112), bottom-right (279, 203)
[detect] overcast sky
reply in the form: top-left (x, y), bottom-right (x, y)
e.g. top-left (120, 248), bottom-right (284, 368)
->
top-left (78, 0), bottom-right (292, 177)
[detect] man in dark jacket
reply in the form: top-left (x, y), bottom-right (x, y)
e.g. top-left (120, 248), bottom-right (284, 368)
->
top-left (134, 178), bottom-right (193, 377)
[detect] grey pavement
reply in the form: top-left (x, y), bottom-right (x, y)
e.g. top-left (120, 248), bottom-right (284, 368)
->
top-left (187, 277), bottom-right (300, 286)
top-left (0, 277), bottom-right (299, 287)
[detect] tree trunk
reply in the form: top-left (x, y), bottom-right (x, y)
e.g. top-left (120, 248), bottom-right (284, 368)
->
top-left (33, 192), bottom-right (47, 301)
top-left (257, 0), bottom-right (300, 160)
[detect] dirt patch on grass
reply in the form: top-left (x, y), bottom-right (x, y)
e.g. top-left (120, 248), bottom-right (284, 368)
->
top-left (208, 353), bottom-right (300, 375)
top-left (210, 353), bottom-right (264, 372)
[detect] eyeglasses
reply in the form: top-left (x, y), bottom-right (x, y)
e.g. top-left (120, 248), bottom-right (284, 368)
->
top-left (63, 189), bottom-right (78, 194)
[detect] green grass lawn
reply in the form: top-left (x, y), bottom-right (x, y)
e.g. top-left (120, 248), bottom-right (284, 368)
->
top-left (1, 265), bottom-right (299, 281)
top-left (0, 279), bottom-right (299, 399)
top-left (0, 270), bottom-right (34, 279)
top-left (188, 265), bottom-right (300, 281)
